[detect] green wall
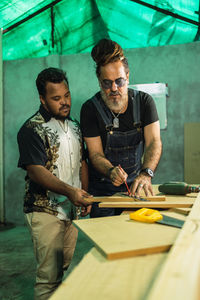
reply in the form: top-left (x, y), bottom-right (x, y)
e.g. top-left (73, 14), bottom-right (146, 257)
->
top-left (3, 41), bottom-right (200, 224)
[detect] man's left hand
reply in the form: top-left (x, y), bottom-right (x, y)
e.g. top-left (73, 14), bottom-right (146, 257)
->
top-left (80, 205), bottom-right (92, 217)
top-left (130, 173), bottom-right (153, 196)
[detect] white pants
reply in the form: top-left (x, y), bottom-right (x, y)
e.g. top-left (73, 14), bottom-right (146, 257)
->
top-left (25, 212), bottom-right (78, 300)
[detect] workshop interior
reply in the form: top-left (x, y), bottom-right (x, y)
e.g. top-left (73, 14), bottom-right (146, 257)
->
top-left (0, 0), bottom-right (200, 299)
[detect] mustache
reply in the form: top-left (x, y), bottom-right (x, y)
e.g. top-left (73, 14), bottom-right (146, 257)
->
top-left (109, 91), bottom-right (121, 96)
top-left (60, 104), bottom-right (70, 110)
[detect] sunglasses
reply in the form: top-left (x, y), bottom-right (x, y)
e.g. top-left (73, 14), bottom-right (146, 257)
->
top-left (101, 77), bottom-right (127, 89)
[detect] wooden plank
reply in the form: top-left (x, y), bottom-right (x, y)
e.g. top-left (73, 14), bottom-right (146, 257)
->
top-left (147, 193), bottom-right (200, 300)
top-left (99, 199), bottom-right (194, 208)
top-left (50, 248), bottom-right (167, 300)
top-left (184, 123), bottom-right (200, 184)
top-left (73, 213), bottom-right (185, 260)
top-left (98, 193), bottom-right (196, 208)
top-left (85, 195), bottom-right (166, 202)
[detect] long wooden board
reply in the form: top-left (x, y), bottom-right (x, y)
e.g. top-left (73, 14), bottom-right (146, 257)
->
top-left (73, 212), bottom-right (185, 260)
top-left (99, 194), bottom-right (196, 208)
top-left (99, 200), bottom-right (194, 208)
top-left (184, 123), bottom-right (200, 184)
top-left (85, 195), bottom-right (166, 202)
top-left (50, 248), bottom-right (167, 300)
top-left (147, 192), bottom-right (200, 300)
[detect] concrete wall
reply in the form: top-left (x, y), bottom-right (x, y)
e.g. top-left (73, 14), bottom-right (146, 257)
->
top-left (3, 41), bottom-right (200, 224)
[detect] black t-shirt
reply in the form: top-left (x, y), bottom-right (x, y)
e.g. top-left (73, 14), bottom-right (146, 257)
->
top-left (80, 89), bottom-right (159, 149)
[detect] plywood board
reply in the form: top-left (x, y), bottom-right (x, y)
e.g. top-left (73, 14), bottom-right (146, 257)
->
top-left (50, 248), bottom-right (167, 300)
top-left (147, 192), bottom-right (200, 300)
top-left (184, 122), bottom-right (200, 184)
top-left (86, 195), bottom-right (166, 202)
top-left (73, 213), bottom-right (184, 260)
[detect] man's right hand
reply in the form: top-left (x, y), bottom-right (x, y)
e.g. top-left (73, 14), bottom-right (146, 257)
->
top-left (68, 187), bottom-right (92, 207)
top-left (110, 166), bottom-right (128, 186)
top-left (26, 165), bottom-right (92, 215)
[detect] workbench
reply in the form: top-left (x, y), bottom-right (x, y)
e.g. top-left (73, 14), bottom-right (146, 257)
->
top-left (50, 187), bottom-right (200, 300)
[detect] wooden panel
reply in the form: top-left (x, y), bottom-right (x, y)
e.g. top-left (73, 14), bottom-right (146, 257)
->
top-left (50, 248), bottom-right (167, 300)
top-left (99, 193), bottom-right (196, 209)
top-left (73, 213), bottom-right (185, 260)
top-left (86, 195), bottom-right (166, 202)
top-left (184, 123), bottom-right (200, 184)
top-left (147, 193), bottom-right (200, 300)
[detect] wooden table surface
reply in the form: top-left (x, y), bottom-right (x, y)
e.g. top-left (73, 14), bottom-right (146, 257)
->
top-left (50, 189), bottom-right (200, 300)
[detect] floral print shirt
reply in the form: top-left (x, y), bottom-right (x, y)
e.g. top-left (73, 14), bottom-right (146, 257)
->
top-left (17, 105), bottom-right (82, 219)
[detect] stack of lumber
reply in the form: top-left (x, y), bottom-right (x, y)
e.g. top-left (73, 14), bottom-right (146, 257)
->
top-left (50, 190), bottom-right (200, 300)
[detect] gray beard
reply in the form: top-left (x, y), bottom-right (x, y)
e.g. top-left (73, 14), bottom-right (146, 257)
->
top-left (100, 89), bottom-right (128, 113)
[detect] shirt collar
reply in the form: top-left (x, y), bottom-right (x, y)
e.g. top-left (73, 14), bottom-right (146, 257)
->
top-left (39, 105), bottom-right (52, 122)
top-left (38, 104), bottom-right (72, 122)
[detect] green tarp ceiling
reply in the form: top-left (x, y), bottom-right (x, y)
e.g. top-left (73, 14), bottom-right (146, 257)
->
top-left (1, 0), bottom-right (200, 61)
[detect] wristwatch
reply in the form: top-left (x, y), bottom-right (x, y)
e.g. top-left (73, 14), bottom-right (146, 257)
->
top-left (140, 168), bottom-right (154, 178)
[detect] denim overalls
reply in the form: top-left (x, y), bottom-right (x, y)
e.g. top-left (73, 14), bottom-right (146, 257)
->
top-left (89, 89), bottom-right (144, 217)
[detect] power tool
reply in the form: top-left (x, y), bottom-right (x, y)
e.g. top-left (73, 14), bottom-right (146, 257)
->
top-left (158, 181), bottom-right (200, 195)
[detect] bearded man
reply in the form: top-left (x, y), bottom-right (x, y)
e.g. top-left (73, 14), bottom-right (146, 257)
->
top-left (80, 39), bottom-right (162, 218)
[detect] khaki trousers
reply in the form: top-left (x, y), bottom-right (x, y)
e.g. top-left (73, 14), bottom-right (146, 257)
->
top-left (25, 212), bottom-right (78, 300)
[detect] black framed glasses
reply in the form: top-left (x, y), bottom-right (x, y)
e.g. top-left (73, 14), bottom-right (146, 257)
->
top-left (101, 77), bottom-right (127, 89)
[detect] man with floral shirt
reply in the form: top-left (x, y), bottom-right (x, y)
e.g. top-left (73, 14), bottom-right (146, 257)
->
top-left (17, 67), bottom-right (91, 300)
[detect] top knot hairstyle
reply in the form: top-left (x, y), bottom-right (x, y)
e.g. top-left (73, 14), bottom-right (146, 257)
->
top-left (91, 39), bottom-right (129, 77)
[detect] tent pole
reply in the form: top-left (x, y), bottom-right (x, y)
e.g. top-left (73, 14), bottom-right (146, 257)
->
top-left (130, 0), bottom-right (200, 26)
top-left (194, 2), bottom-right (200, 41)
top-left (51, 6), bottom-right (55, 50)
top-left (3, 0), bottom-right (63, 34)
top-left (0, 29), bottom-right (4, 224)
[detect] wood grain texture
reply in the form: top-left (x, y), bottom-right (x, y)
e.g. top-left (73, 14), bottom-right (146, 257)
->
top-left (73, 213), bottom-right (184, 260)
top-left (85, 195), bottom-right (166, 202)
top-left (147, 192), bottom-right (200, 300)
top-left (184, 123), bottom-right (200, 184)
top-left (50, 248), bottom-right (167, 300)
top-left (99, 194), bottom-right (196, 208)
top-left (99, 200), bottom-right (194, 208)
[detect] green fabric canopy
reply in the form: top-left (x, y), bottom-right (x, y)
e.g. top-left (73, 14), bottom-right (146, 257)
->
top-left (1, 0), bottom-right (199, 60)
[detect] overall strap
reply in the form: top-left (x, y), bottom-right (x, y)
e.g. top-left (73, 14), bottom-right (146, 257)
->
top-left (91, 95), bottom-right (113, 131)
top-left (132, 89), bottom-right (141, 127)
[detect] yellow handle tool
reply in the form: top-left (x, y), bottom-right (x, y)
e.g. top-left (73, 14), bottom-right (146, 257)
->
top-left (130, 208), bottom-right (163, 223)
top-left (129, 208), bottom-right (184, 228)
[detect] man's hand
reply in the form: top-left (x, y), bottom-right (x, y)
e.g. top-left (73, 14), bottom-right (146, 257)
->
top-left (80, 205), bottom-right (92, 217)
top-left (68, 188), bottom-right (92, 217)
top-left (26, 165), bottom-right (92, 216)
top-left (130, 173), bottom-right (153, 196)
top-left (110, 166), bottom-right (128, 187)
top-left (68, 187), bottom-right (92, 207)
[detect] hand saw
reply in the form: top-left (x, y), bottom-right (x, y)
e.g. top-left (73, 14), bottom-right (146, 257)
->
top-left (130, 208), bottom-right (184, 228)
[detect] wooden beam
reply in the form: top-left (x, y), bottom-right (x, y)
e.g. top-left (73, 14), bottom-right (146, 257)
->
top-left (147, 193), bottom-right (200, 300)
top-left (99, 198), bottom-right (194, 209)
top-left (85, 195), bottom-right (166, 203)
top-left (50, 248), bottom-right (167, 300)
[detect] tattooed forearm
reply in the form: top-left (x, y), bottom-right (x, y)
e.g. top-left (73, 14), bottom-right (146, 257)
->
top-left (89, 152), bottom-right (114, 177)
top-left (142, 139), bottom-right (162, 171)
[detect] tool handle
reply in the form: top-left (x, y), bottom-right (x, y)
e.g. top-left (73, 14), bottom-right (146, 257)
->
top-left (130, 208), bottom-right (163, 223)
